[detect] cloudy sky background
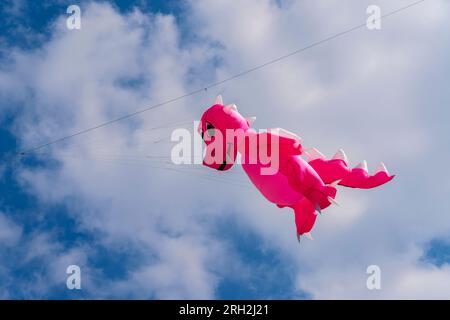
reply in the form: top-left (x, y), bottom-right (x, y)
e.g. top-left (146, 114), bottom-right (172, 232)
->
top-left (1, 0), bottom-right (450, 299)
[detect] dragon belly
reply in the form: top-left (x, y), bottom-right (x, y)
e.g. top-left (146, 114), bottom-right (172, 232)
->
top-left (242, 163), bottom-right (303, 206)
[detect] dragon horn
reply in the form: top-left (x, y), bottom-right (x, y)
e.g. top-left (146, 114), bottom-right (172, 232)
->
top-left (214, 95), bottom-right (223, 105)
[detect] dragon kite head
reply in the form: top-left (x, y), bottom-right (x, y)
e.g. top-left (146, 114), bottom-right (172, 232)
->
top-left (198, 95), bottom-right (255, 171)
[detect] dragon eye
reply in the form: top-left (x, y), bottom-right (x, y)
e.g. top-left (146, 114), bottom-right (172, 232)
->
top-left (206, 123), bottom-right (215, 137)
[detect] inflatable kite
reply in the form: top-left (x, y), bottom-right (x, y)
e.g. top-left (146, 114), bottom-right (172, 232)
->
top-left (198, 96), bottom-right (394, 241)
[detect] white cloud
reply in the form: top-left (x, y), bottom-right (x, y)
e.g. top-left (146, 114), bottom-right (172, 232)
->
top-left (0, 213), bottom-right (22, 245)
top-left (385, 264), bottom-right (450, 300)
top-left (186, 0), bottom-right (450, 299)
top-left (1, 0), bottom-right (450, 299)
top-left (0, 212), bottom-right (93, 298)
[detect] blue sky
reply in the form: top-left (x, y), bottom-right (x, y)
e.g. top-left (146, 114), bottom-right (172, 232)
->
top-left (1, 0), bottom-right (450, 299)
top-left (0, 0), bottom-right (304, 299)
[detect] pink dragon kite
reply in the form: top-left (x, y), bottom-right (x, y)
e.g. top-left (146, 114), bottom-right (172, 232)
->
top-left (198, 95), bottom-right (394, 241)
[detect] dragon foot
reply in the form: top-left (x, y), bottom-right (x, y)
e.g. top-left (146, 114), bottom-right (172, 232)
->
top-left (293, 198), bottom-right (317, 237)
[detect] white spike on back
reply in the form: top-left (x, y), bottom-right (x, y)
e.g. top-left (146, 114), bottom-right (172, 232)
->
top-left (376, 162), bottom-right (389, 174)
top-left (272, 128), bottom-right (302, 142)
top-left (304, 232), bottom-right (314, 241)
top-left (223, 104), bottom-right (238, 114)
top-left (333, 149), bottom-right (348, 163)
top-left (214, 95), bottom-right (223, 105)
top-left (304, 148), bottom-right (325, 162)
top-left (356, 160), bottom-right (368, 172)
top-left (246, 116), bottom-right (256, 125)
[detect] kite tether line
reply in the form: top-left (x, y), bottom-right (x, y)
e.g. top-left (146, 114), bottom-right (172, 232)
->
top-left (16, 0), bottom-right (426, 157)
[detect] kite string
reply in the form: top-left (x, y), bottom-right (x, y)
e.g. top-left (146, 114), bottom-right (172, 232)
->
top-left (25, 119), bottom-right (196, 156)
top-left (14, 0), bottom-right (427, 157)
top-left (39, 150), bottom-right (250, 185)
top-left (59, 153), bottom-right (251, 188)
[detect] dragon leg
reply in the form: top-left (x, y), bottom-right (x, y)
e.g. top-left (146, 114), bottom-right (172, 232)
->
top-left (286, 156), bottom-right (337, 211)
top-left (291, 198), bottom-right (317, 240)
top-left (305, 148), bottom-right (395, 189)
